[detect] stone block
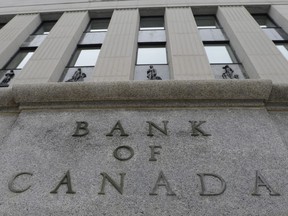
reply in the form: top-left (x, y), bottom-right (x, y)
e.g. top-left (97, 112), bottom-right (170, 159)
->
top-left (0, 108), bottom-right (287, 215)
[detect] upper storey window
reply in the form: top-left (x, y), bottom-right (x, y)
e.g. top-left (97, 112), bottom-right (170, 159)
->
top-left (253, 14), bottom-right (288, 61)
top-left (276, 44), bottom-right (288, 61)
top-left (60, 18), bottom-right (110, 82)
top-left (252, 15), bottom-right (288, 41)
top-left (0, 21), bottom-right (56, 87)
top-left (68, 48), bottom-right (100, 67)
top-left (197, 15), bottom-right (247, 79)
top-left (138, 16), bottom-right (166, 43)
top-left (204, 45), bottom-right (237, 64)
top-left (253, 15), bottom-right (277, 28)
top-left (78, 18), bottom-right (110, 45)
top-left (5, 50), bottom-right (34, 70)
top-left (140, 17), bottom-right (164, 30)
top-left (195, 15), bottom-right (227, 41)
top-left (136, 46), bottom-right (167, 65)
top-left (21, 21), bottom-right (56, 47)
top-left (87, 19), bottom-right (110, 32)
top-left (195, 16), bottom-right (219, 29)
top-left (34, 21), bottom-right (56, 35)
top-left (135, 15), bottom-right (168, 80)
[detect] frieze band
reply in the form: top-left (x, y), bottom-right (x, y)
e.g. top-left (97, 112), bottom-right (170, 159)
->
top-left (72, 120), bottom-right (212, 137)
top-left (8, 170), bottom-right (280, 197)
top-left (6, 121), bottom-right (280, 198)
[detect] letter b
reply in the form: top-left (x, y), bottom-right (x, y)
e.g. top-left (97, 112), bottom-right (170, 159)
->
top-left (72, 121), bottom-right (89, 137)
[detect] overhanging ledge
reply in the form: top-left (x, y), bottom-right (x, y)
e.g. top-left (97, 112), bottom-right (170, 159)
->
top-left (11, 80), bottom-right (272, 106)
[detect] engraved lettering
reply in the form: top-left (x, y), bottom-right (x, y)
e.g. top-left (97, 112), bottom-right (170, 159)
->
top-left (147, 121), bottom-right (169, 137)
top-left (98, 173), bottom-right (126, 195)
top-left (251, 170), bottom-right (280, 196)
top-left (8, 172), bottom-right (33, 193)
top-left (197, 173), bottom-right (226, 196)
top-left (113, 146), bottom-right (134, 161)
top-left (50, 170), bottom-right (76, 194)
top-left (106, 120), bottom-right (129, 136)
top-left (149, 171), bottom-right (176, 196)
top-left (189, 121), bottom-right (211, 136)
top-left (149, 145), bottom-right (162, 161)
top-left (72, 121), bottom-right (89, 137)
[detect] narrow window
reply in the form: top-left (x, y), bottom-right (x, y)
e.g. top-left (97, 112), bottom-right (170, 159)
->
top-left (253, 14), bottom-right (288, 60)
top-left (137, 46), bottom-right (167, 65)
top-left (69, 48), bottom-right (100, 67)
top-left (252, 14), bottom-right (288, 41)
top-left (21, 21), bottom-right (56, 47)
top-left (195, 16), bottom-right (219, 29)
top-left (7, 51), bottom-right (34, 70)
top-left (140, 17), bottom-right (164, 30)
top-left (60, 18), bottom-right (110, 82)
top-left (0, 21), bottom-right (56, 87)
top-left (276, 44), bottom-right (288, 60)
top-left (87, 19), bottom-right (110, 32)
top-left (135, 15), bottom-right (169, 80)
top-left (204, 45), bottom-right (237, 64)
top-left (196, 15), bottom-right (247, 79)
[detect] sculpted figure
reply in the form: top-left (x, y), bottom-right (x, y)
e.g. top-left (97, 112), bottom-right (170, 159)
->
top-left (222, 65), bottom-right (239, 79)
top-left (147, 65), bottom-right (162, 80)
top-left (0, 70), bottom-right (15, 87)
top-left (66, 68), bottom-right (86, 82)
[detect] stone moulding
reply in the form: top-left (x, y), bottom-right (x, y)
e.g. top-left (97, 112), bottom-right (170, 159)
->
top-left (5, 80), bottom-right (272, 108)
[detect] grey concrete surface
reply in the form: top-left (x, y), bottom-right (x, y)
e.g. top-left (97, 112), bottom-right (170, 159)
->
top-left (0, 108), bottom-right (287, 215)
top-left (12, 80), bottom-right (272, 105)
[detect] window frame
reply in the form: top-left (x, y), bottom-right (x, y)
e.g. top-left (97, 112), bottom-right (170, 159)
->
top-left (136, 43), bottom-right (168, 65)
top-left (252, 14), bottom-right (278, 28)
top-left (275, 43), bottom-right (288, 61)
top-left (203, 42), bottom-right (239, 64)
top-left (195, 15), bottom-right (221, 29)
top-left (85, 18), bottom-right (111, 33)
top-left (4, 47), bottom-right (35, 70)
top-left (33, 21), bottom-right (57, 35)
top-left (139, 16), bottom-right (165, 31)
top-left (67, 45), bottom-right (101, 68)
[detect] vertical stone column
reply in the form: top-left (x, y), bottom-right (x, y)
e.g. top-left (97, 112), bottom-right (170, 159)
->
top-left (93, 9), bottom-right (139, 82)
top-left (0, 14), bottom-right (40, 69)
top-left (14, 11), bottom-right (89, 84)
top-left (165, 7), bottom-right (213, 80)
top-left (217, 6), bottom-right (288, 84)
top-left (269, 5), bottom-right (288, 36)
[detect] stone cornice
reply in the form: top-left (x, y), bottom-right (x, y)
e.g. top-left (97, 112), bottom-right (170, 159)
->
top-left (0, 80), bottom-right (275, 109)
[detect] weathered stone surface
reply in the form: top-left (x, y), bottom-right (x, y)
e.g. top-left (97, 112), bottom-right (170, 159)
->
top-left (13, 80), bottom-right (272, 104)
top-left (270, 112), bottom-right (288, 147)
top-left (0, 112), bottom-right (17, 144)
top-left (269, 84), bottom-right (288, 102)
top-left (0, 108), bottom-right (287, 215)
top-left (0, 88), bottom-right (17, 108)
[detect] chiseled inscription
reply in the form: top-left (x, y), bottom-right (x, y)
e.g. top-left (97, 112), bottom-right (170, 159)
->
top-left (149, 171), bottom-right (176, 196)
top-left (189, 121), bottom-right (211, 136)
top-left (113, 146), bottom-right (134, 161)
top-left (8, 121), bottom-right (281, 198)
top-left (251, 170), bottom-right (280, 196)
top-left (106, 120), bottom-right (129, 137)
top-left (71, 120), bottom-right (211, 137)
top-left (98, 173), bottom-right (126, 195)
top-left (8, 170), bottom-right (280, 197)
top-left (72, 121), bottom-right (89, 137)
top-left (50, 170), bottom-right (76, 194)
top-left (146, 121), bottom-right (169, 137)
top-left (8, 172), bottom-right (33, 193)
top-left (149, 145), bottom-right (162, 161)
top-left (197, 173), bottom-right (226, 196)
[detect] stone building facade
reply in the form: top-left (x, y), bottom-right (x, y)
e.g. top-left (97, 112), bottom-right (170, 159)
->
top-left (1, 0), bottom-right (288, 215)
